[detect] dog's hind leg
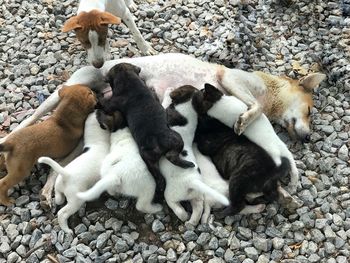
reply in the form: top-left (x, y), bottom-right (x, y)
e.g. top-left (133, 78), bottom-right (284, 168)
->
top-left (239, 204), bottom-right (266, 215)
top-left (188, 197), bottom-right (203, 226)
top-left (136, 196), bottom-right (163, 214)
top-left (167, 200), bottom-right (189, 222)
top-left (40, 140), bottom-right (83, 209)
top-left (201, 199), bottom-right (212, 224)
top-left (57, 199), bottom-right (84, 234)
top-left (0, 158), bottom-right (31, 206)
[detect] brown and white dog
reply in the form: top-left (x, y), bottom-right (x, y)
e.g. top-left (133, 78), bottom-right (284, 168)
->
top-left (0, 85), bottom-right (96, 206)
top-left (62, 0), bottom-right (156, 68)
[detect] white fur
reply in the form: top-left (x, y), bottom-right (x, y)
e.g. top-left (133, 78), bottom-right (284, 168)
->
top-left (193, 144), bottom-right (266, 224)
top-left (38, 111), bottom-right (110, 233)
top-left (77, 0), bottom-right (155, 64)
top-left (206, 94), bottom-right (299, 194)
top-left (77, 127), bottom-right (163, 214)
top-left (160, 90), bottom-right (229, 226)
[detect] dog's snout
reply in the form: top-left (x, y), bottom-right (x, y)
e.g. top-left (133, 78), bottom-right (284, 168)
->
top-left (92, 61), bottom-right (104, 68)
top-left (302, 134), bottom-right (311, 143)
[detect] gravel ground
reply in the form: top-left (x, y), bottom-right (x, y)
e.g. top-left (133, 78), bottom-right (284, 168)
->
top-left (1, 0), bottom-right (350, 262)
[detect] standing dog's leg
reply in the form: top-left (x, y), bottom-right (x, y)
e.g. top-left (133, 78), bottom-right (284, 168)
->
top-left (114, 1), bottom-right (156, 55)
top-left (40, 140), bottom-right (84, 209)
top-left (167, 200), bottom-right (189, 222)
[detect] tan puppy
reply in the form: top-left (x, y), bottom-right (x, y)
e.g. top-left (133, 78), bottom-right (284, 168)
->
top-left (0, 85), bottom-right (96, 206)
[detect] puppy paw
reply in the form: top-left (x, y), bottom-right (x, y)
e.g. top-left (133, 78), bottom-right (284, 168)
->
top-left (146, 204), bottom-right (163, 214)
top-left (176, 211), bottom-right (189, 222)
top-left (234, 112), bottom-right (249, 135)
top-left (0, 197), bottom-right (15, 206)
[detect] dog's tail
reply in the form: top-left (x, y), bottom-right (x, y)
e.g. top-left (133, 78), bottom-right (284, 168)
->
top-left (0, 143), bottom-right (12, 152)
top-left (77, 175), bottom-right (117, 201)
top-left (38, 157), bottom-right (70, 178)
top-left (190, 179), bottom-right (229, 206)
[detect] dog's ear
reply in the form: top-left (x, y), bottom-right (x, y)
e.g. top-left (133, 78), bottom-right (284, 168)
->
top-left (62, 16), bottom-right (82, 32)
top-left (203, 83), bottom-right (223, 101)
top-left (100, 11), bottom-right (122, 25)
top-left (130, 64), bottom-right (141, 75)
top-left (299, 73), bottom-right (326, 92)
top-left (170, 85), bottom-right (196, 104)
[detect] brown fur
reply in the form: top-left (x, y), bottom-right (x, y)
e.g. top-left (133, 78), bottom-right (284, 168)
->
top-left (254, 71), bottom-right (314, 120)
top-left (0, 85), bottom-right (97, 206)
top-left (62, 10), bottom-right (121, 49)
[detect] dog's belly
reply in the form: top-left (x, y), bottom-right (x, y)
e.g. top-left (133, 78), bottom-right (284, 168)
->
top-left (101, 53), bottom-right (224, 101)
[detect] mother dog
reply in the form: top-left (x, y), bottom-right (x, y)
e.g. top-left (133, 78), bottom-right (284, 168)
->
top-left (6, 53), bottom-right (326, 142)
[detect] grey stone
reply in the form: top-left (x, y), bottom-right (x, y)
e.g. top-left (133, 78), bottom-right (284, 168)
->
top-left (167, 248), bottom-right (177, 262)
top-left (152, 219), bottom-right (165, 233)
top-left (197, 232), bottom-right (211, 246)
top-left (183, 230), bottom-right (198, 242)
top-left (0, 241), bottom-right (11, 254)
top-left (244, 247), bottom-right (259, 260)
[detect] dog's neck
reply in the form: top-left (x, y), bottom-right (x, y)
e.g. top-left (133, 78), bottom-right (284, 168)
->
top-left (254, 71), bottom-right (290, 121)
top-left (78, 0), bottom-right (107, 13)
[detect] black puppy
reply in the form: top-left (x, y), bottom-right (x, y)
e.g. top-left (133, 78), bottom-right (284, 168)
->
top-left (99, 63), bottom-right (194, 200)
top-left (194, 115), bottom-right (290, 216)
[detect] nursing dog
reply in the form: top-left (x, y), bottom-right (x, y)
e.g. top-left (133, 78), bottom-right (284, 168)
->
top-left (194, 116), bottom-right (290, 221)
top-left (9, 53), bottom-right (326, 142)
top-left (99, 63), bottom-right (194, 200)
top-left (160, 86), bottom-right (229, 225)
top-left (192, 84), bottom-right (299, 196)
top-left (38, 111), bottom-right (110, 233)
top-left (0, 85), bottom-right (96, 206)
top-left (77, 111), bottom-right (162, 215)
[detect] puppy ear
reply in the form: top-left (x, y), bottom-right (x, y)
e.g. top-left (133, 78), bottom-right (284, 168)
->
top-left (170, 85), bottom-right (196, 104)
top-left (299, 73), bottom-right (326, 92)
top-left (203, 83), bottom-right (223, 101)
top-left (131, 64), bottom-right (141, 74)
top-left (100, 11), bottom-right (122, 25)
top-left (62, 16), bottom-right (82, 32)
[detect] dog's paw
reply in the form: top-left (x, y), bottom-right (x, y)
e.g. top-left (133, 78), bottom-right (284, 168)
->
top-left (234, 112), bottom-right (249, 135)
top-left (176, 211), bottom-right (189, 222)
top-left (147, 204), bottom-right (163, 214)
top-left (128, 2), bottom-right (138, 11)
top-left (140, 45), bottom-right (157, 56)
top-left (0, 197), bottom-right (15, 206)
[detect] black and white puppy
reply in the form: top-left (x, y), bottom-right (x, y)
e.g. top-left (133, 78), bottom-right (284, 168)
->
top-left (192, 84), bottom-right (299, 200)
top-left (195, 115), bottom-right (290, 218)
top-left (160, 86), bottom-right (229, 225)
top-left (99, 63), bottom-right (194, 200)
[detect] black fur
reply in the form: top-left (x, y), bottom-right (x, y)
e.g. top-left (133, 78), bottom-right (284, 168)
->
top-left (100, 63), bottom-right (194, 201)
top-left (195, 115), bottom-right (290, 216)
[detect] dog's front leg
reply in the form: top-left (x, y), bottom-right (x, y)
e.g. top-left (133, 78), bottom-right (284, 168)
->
top-left (40, 140), bottom-right (84, 209)
top-left (219, 77), bottom-right (263, 135)
top-left (102, 96), bottom-right (126, 114)
top-left (115, 5), bottom-right (156, 55)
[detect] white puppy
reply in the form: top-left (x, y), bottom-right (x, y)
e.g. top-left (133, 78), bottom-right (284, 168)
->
top-left (77, 118), bottom-right (162, 214)
top-left (160, 86), bottom-right (229, 226)
top-left (38, 111), bottom-right (110, 233)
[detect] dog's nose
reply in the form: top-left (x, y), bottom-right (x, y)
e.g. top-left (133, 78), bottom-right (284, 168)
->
top-left (92, 61), bottom-right (104, 68)
top-left (302, 134), bottom-right (311, 143)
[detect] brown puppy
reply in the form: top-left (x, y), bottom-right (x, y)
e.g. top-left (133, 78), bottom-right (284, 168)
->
top-left (0, 85), bottom-right (97, 206)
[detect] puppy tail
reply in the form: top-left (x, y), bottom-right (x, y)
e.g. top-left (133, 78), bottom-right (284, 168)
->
top-left (0, 143), bottom-right (12, 152)
top-left (190, 180), bottom-right (229, 206)
top-left (38, 157), bottom-right (70, 178)
top-left (77, 176), bottom-right (114, 201)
